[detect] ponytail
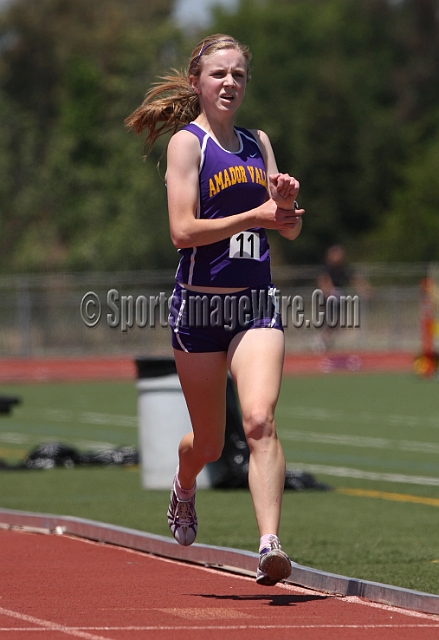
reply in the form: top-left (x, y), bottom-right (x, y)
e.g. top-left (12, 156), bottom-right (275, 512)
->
top-left (125, 69), bottom-right (200, 155)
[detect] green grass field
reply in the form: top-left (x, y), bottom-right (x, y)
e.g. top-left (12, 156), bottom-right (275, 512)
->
top-left (1, 372), bottom-right (438, 595)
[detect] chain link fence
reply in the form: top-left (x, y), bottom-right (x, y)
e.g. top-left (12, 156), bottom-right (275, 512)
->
top-left (0, 263), bottom-right (433, 358)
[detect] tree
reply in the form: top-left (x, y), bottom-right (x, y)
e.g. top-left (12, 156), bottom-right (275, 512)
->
top-left (210, 0), bottom-right (438, 264)
top-left (0, 0), bottom-right (183, 272)
top-left (364, 0), bottom-right (439, 261)
top-left (1, 0), bottom-right (439, 271)
top-left (365, 124), bottom-right (439, 261)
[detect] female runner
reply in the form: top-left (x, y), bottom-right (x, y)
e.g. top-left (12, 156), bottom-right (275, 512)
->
top-left (126, 34), bottom-right (304, 585)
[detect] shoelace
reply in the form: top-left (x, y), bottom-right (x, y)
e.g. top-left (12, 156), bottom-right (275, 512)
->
top-left (175, 499), bottom-right (195, 524)
top-left (260, 537), bottom-right (281, 556)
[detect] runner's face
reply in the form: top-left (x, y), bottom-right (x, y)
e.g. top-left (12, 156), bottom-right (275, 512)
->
top-left (191, 49), bottom-right (247, 114)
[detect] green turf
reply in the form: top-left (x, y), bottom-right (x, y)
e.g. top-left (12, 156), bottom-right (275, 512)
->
top-left (1, 373), bottom-right (438, 595)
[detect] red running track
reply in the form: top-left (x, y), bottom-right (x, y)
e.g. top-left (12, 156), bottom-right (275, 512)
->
top-left (0, 351), bottom-right (414, 383)
top-left (1, 529), bottom-right (438, 640)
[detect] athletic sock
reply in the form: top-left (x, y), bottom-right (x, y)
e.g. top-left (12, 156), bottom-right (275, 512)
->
top-left (174, 468), bottom-right (196, 500)
top-left (259, 534), bottom-right (279, 553)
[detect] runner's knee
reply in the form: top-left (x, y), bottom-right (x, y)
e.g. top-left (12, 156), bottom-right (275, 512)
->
top-left (243, 410), bottom-right (276, 445)
top-left (192, 439), bottom-right (225, 464)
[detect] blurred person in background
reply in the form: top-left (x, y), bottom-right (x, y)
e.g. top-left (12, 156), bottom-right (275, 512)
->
top-left (316, 244), bottom-right (373, 353)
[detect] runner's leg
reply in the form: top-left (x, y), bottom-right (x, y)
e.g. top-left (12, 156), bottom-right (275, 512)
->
top-left (173, 349), bottom-right (229, 490)
top-left (228, 328), bottom-right (286, 536)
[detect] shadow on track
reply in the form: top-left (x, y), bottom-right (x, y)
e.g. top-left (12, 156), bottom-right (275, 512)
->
top-left (190, 593), bottom-right (328, 607)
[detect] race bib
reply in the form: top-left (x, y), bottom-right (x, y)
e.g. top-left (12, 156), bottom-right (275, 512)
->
top-left (229, 231), bottom-right (260, 260)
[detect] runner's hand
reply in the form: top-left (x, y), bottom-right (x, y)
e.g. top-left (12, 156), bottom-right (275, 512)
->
top-left (255, 198), bottom-right (303, 230)
top-left (269, 173), bottom-right (300, 211)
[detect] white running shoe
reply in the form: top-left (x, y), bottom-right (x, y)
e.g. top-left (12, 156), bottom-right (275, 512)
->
top-left (167, 483), bottom-right (197, 546)
top-left (256, 536), bottom-right (291, 586)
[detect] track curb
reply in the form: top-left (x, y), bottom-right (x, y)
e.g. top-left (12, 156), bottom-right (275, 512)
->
top-left (1, 507), bottom-right (438, 616)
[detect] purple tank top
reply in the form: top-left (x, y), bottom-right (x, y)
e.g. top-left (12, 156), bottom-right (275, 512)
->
top-left (174, 122), bottom-right (272, 288)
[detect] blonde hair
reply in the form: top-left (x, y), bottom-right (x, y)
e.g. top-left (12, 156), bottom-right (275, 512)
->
top-left (125, 34), bottom-right (252, 154)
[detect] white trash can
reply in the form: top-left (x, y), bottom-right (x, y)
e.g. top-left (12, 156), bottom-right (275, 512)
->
top-left (135, 357), bottom-right (210, 489)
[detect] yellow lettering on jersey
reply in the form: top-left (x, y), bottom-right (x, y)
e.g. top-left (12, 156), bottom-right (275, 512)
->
top-left (214, 172), bottom-right (224, 192)
top-left (247, 166), bottom-right (255, 182)
top-left (209, 178), bottom-right (218, 197)
top-left (223, 169), bottom-right (232, 189)
top-left (209, 166), bottom-right (249, 197)
top-left (254, 168), bottom-right (267, 187)
top-left (255, 167), bottom-right (262, 184)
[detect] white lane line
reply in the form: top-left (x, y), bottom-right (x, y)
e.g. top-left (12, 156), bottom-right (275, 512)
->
top-left (2, 408), bottom-right (138, 429)
top-left (281, 429), bottom-right (439, 455)
top-left (286, 462), bottom-right (439, 486)
top-left (277, 406), bottom-right (439, 430)
top-left (80, 412), bottom-right (138, 428)
top-left (279, 581), bottom-right (439, 621)
top-left (0, 607), bottom-right (112, 640)
top-left (341, 596), bottom-right (439, 621)
top-left (1, 625), bottom-right (439, 631)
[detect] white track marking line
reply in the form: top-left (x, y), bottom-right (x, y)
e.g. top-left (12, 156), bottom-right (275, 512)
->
top-left (281, 428), bottom-right (439, 455)
top-left (1, 624), bottom-right (439, 631)
top-left (340, 596), bottom-right (439, 621)
top-left (278, 406), bottom-right (439, 430)
top-left (280, 581), bottom-right (439, 621)
top-left (0, 607), bottom-right (112, 640)
top-left (286, 462), bottom-right (439, 486)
